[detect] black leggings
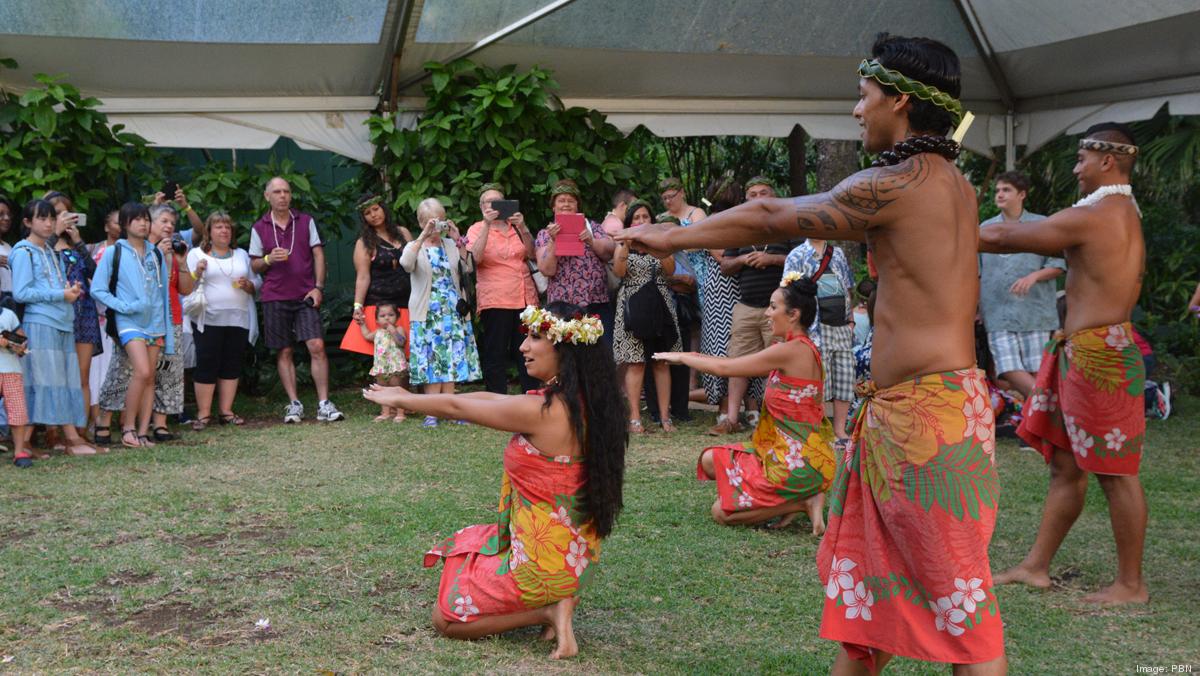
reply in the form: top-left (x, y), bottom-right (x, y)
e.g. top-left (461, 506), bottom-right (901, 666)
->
top-left (192, 323), bottom-right (249, 384)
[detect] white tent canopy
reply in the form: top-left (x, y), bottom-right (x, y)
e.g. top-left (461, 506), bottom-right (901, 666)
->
top-left (2, 0), bottom-right (1198, 164)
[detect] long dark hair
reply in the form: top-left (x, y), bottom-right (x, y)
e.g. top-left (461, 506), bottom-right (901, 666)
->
top-left (539, 301), bottom-right (626, 538)
top-left (356, 194), bottom-right (409, 255)
top-left (871, 32), bottom-right (961, 136)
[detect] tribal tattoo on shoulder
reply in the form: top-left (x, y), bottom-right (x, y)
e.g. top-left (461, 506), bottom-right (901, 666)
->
top-left (792, 155), bottom-right (931, 233)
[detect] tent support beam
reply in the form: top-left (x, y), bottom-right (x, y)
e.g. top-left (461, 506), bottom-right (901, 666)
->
top-left (383, 0), bottom-right (418, 113)
top-left (953, 0), bottom-right (1015, 111)
top-left (1005, 113), bottom-right (1015, 170)
top-left (395, 0), bottom-right (580, 91)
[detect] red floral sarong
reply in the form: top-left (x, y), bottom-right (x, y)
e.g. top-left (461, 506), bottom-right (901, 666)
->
top-left (1018, 322), bottom-right (1145, 476)
top-left (424, 430), bottom-right (600, 623)
top-left (817, 369), bottom-right (1004, 666)
top-left (700, 335), bottom-right (836, 512)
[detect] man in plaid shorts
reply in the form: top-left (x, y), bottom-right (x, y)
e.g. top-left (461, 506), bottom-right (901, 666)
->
top-left (250, 177), bottom-right (345, 424)
top-left (979, 171), bottom-right (1065, 398)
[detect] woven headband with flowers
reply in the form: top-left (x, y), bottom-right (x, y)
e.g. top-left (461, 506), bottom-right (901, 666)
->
top-left (356, 195), bottom-right (384, 212)
top-left (519, 306), bottom-right (604, 345)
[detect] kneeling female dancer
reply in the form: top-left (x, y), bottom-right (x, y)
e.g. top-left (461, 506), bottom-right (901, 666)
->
top-left (656, 273), bottom-right (836, 533)
top-left (364, 302), bottom-right (626, 659)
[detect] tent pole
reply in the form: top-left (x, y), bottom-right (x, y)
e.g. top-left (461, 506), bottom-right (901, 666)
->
top-left (1005, 113), bottom-right (1015, 170)
top-left (395, 0), bottom-right (580, 91)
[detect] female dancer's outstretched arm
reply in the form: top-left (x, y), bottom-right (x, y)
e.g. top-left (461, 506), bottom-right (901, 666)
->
top-left (363, 385), bottom-right (559, 435)
top-left (654, 339), bottom-right (811, 379)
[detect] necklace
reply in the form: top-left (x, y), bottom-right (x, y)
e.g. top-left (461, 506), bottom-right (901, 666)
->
top-left (134, 242), bottom-right (162, 290)
top-left (31, 241), bottom-right (65, 287)
top-left (1072, 184), bottom-right (1141, 217)
top-left (271, 211), bottom-right (297, 255)
top-left (872, 135), bottom-right (960, 167)
top-left (209, 249), bottom-right (235, 277)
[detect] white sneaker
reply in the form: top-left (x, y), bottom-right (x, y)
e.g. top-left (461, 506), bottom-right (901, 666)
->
top-left (1156, 382), bottom-right (1171, 421)
top-left (317, 400), bottom-right (345, 422)
top-left (283, 400), bottom-right (303, 424)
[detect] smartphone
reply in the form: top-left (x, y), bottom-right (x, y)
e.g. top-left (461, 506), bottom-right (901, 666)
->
top-left (72, 212), bottom-right (88, 227)
top-left (1, 330), bottom-right (26, 346)
top-left (493, 199), bottom-right (519, 220)
top-left (162, 181), bottom-right (179, 198)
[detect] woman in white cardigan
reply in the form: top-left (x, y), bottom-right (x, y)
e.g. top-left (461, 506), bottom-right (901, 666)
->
top-left (184, 212), bottom-right (261, 429)
top-left (400, 198), bottom-right (481, 427)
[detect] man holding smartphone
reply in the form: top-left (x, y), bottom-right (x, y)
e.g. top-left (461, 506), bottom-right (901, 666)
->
top-left (468, 184), bottom-right (539, 394)
top-left (250, 177), bottom-right (344, 423)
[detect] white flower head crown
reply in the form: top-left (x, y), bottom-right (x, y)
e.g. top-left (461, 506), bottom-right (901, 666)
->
top-left (519, 306), bottom-right (604, 345)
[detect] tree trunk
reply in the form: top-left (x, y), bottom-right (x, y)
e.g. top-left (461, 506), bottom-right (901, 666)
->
top-left (788, 124), bottom-right (808, 197)
top-left (814, 139), bottom-right (864, 275)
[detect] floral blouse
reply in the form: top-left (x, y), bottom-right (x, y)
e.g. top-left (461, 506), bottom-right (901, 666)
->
top-left (534, 220), bottom-right (610, 307)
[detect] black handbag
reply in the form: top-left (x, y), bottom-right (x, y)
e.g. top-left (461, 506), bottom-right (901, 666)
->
top-left (624, 281), bottom-right (678, 350)
top-left (454, 249), bottom-right (476, 317)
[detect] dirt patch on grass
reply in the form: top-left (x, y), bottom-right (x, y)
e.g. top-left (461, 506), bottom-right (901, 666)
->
top-left (92, 531), bottom-right (146, 549)
top-left (102, 571), bottom-right (158, 587)
top-left (176, 524), bottom-right (291, 552)
top-left (125, 601), bottom-right (220, 639)
top-left (0, 529), bottom-right (34, 546)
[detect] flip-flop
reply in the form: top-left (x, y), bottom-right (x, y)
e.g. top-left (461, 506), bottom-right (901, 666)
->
top-left (64, 444), bottom-right (98, 457)
top-left (121, 429), bottom-right (141, 449)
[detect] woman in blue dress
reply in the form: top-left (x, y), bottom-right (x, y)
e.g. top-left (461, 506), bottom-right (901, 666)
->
top-left (400, 198), bottom-right (482, 427)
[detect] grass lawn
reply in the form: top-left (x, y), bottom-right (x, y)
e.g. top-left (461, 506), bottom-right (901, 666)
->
top-left (0, 390), bottom-right (1197, 673)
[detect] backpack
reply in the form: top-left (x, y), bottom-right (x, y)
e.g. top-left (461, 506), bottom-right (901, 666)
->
top-left (104, 244), bottom-right (163, 341)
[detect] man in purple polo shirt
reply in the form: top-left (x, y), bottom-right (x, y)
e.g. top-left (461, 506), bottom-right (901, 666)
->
top-left (249, 177), bottom-right (345, 423)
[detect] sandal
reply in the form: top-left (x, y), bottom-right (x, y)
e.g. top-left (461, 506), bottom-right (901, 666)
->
top-left (219, 414), bottom-right (245, 426)
top-left (64, 443), bottom-right (98, 457)
top-left (392, 414), bottom-right (406, 423)
top-left (373, 414), bottom-right (391, 422)
top-left (94, 428), bottom-right (112, 445)
top-left (138, 435), bottom-right (156, 448)
top-left (121, 429), bottom-right (141, 448)
top-left (422, 416), bottom-right (439, 428)
top-left (661, 419), bottom-right (676, 433)
top-left (627, 419), bottom-right (645, 434)
top-left (152, 427), bottom-right (175, 442)
top-left (191, 417), bottom-right (212, 431)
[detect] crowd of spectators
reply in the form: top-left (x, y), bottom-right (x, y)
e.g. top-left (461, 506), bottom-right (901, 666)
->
top-left (2, 165), bottom-right (1183, 467)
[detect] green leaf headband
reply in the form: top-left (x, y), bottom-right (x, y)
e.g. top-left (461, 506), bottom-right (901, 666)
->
top-left (858, 59), bottom-right (964, 126)
top-left (356, 195), bottom-right (384, 212)
top-left (479, 182), bottom-right (505, 198)
top-left (745, 175), bottom-right (775, 192)
top-left (550, 182), bottom-right (580, 198)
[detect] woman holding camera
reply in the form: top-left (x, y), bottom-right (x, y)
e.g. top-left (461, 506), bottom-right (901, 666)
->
top-left (400, 198), bottom-right (481, 427)
top-left (467, 183), bottom-right (538, 394)
top-left (45, 192), bottom-right (102, 437)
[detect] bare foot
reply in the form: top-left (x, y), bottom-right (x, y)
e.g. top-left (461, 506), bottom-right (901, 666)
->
top-left (1081, 581), bottom-right (1149, 605)
top-left (65, 443), bottom-right (97, 456)
top-left (769, 512), bottom-right (798, 529)
top-left (993, 564), bottom-right (1052, 588)
top-left (545, 597), bottom-right (578, 659)
top-left (806, 493), bottom-right (826, 537)
top-left (539, 624), bottom-right (556, 641)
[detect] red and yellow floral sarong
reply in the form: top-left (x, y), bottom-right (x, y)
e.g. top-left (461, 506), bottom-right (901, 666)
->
top-left (817, 368), bottom-right (1004, 666)
top-left (1018, 322), bottom-right (1145, 476)
top-left (700, 336), bottom-right (836, 512)
top-left (424, 431), bottom-right (599, 623)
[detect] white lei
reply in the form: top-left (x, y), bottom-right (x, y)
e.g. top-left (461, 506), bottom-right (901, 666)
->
top-left (1073, 184), bottom-right (1141, 217)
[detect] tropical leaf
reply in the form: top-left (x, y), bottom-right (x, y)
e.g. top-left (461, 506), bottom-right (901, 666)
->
top-left (902, 438), bottom-right (998, 520)
top-left (513, 566), bottom-right (577, 608)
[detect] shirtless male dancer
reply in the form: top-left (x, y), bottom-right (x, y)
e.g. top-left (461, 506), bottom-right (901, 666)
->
top-left (618, 33), bottom-right (1005, 675)
top-left (983, 122), bottom-right (1148, 606)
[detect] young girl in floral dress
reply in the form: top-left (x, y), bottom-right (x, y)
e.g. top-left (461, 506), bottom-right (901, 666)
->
top-left (356, 302), bottom-right (407, 422)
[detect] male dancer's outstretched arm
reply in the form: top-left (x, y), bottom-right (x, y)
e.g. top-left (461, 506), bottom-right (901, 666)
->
top-left (979, 206), bottom-right (1091, 257)
top-left (615, 158), bottom-right (931, 255)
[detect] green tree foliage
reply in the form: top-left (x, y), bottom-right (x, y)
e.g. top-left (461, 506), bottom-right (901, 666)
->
top-left (365, 59), bottom-right (655, 226)
top-left (0, 62), bottom-right (156, 214)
